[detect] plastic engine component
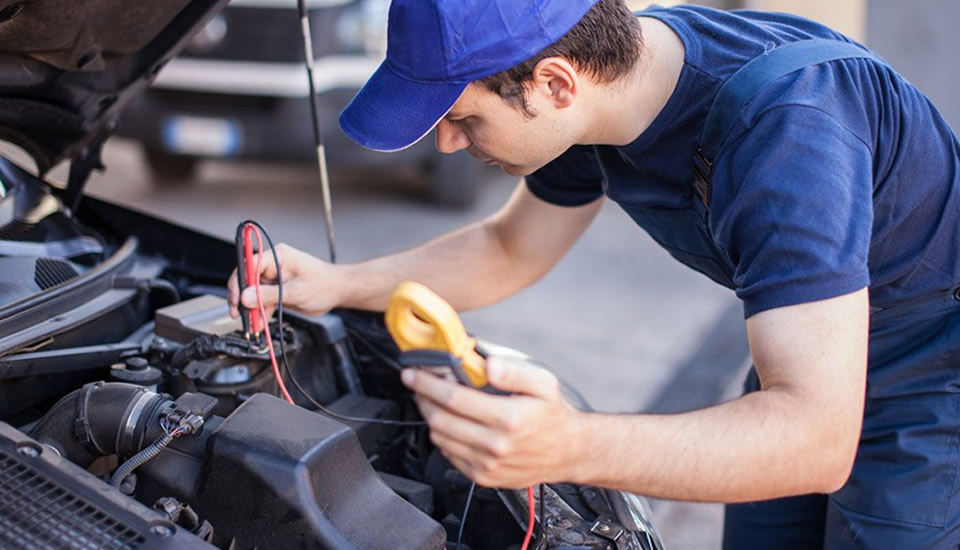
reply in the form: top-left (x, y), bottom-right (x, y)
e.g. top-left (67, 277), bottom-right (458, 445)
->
top-left (197, 393), bottom-right (447, 550)
top-left (0, 257), bottom-right (80, 308)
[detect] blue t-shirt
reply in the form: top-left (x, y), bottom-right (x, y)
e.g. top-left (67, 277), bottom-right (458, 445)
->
top-left (526, 6), bottom-right (960, 318)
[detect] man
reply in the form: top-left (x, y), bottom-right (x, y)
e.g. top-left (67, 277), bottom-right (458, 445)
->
top-left (228, 1), bottom-right (960, 547)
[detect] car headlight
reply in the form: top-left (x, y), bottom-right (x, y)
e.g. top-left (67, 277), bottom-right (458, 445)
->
top-left (619, 491), bottom-right (666, 550)
top-left (336, 0), bottom-right (389, 56)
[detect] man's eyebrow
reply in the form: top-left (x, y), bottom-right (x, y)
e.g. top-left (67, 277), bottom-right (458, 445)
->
top-left (444, 110), bottom-right (463, 120)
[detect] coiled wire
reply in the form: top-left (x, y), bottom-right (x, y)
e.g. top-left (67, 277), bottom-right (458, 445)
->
top-left (110, 426), bottom-right (183, 488)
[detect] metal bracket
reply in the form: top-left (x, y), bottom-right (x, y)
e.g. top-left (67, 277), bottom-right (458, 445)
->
top-left (63, 128), bottom-right (110, 213)
top-left (590, 517), bottom-right (630, 550)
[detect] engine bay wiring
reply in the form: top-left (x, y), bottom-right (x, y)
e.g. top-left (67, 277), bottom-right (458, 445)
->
top-left (239, 220), bottom-right (539, 546)
top-left (239, 220), bottom-right (426, 427)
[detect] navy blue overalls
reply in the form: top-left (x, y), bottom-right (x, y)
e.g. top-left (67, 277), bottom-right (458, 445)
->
top-left (630, 39), bottom-right (960, 548)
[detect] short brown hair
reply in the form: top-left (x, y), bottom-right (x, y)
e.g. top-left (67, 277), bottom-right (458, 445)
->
top-left (479, 0), bottom-right (643, 116)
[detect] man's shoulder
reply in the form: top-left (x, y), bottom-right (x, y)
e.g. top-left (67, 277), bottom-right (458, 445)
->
top-left (643, 4), bottom-right (852, 81)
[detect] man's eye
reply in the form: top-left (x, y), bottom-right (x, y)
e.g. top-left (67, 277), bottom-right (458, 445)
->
top-left (0, 3), bottom-right (25, 23)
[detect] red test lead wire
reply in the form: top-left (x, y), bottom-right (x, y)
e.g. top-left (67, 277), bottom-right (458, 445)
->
top-left (247, 224), bottom-right (294, 405)
top-left (245, 224), bottom-right (536, 548)
top-left (520, 485), bottom-right (535, 550)
top-left (243, 224), bottom-right (262, 336)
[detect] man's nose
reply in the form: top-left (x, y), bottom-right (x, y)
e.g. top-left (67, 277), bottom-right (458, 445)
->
top-left (435, 119), bottom-right (471, 154)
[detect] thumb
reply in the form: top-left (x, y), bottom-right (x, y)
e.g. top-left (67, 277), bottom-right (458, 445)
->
top-left (485, 356), bottom-right (559, 399)
top-left (241, 285), bottom-right (279, 309)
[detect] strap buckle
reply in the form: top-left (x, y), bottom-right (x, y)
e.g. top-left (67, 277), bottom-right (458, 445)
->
top-left (692, 147), bottom-right (713, 208)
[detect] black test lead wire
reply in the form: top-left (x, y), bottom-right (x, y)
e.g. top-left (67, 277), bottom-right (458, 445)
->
top-left (457, 481), bottom-right (477, 550)
top-left (239, 220), bottom-right (425, 427)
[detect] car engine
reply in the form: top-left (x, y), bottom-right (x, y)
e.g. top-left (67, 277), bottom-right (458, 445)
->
top-left (0, 158), bottom-right (662, 550)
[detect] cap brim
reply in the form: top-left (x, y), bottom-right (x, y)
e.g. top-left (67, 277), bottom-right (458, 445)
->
top-left (339, 62), bottom-right (468, 153)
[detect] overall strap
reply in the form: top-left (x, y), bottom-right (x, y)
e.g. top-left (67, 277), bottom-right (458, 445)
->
top-left (693, 39), bottom-right (879, 207)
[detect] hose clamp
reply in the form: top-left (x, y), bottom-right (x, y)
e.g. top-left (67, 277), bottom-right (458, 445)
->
top-left (121, 388), bottom-right (158, 455)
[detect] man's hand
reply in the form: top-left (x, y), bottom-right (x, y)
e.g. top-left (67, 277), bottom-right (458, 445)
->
top-left (401, 356), bottom-right (583, 488)
top-left (224, 184), bottom-right (603, 319)
top-left (403, 289), bottom-right (868, 501)
top-left (227, 243), bottom-right (345, 320)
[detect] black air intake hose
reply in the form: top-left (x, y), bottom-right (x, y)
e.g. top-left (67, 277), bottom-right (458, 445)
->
top-left (28, 382), bottom-right (172, 467)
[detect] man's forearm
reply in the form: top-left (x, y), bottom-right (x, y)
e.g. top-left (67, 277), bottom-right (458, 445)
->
top-left (339, 219), bottom-right (534, 312)
top-left (335, 183), bottom-right (603, 313)
top-left (564, 389), bottom-right (857, 502)
top-left (402, 290), bottom-right (866, 500)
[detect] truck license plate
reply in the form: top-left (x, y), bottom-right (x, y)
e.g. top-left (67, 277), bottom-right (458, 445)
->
top-left (162, 116), bottom-right (240, 156)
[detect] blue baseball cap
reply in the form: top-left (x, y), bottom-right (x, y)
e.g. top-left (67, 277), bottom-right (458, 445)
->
top-left (339, 0), bottom-right (600, 152)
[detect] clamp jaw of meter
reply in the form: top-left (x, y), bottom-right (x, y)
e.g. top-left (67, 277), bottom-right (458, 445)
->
top-left (385, 281), bottom-right (506, 395)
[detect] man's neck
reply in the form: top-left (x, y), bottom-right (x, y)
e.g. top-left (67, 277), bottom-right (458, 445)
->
top-left (583, 16), bottom-right (686, 146)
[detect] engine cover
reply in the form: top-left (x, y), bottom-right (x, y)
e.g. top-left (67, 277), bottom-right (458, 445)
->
top-left (196, 393), bottom-right (446, 550)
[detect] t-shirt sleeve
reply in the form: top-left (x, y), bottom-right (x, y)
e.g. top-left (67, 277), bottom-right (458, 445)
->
top-left (524, 145), bottom-right (605, 206)
top-left (711, 106), bottom-right (874, 318)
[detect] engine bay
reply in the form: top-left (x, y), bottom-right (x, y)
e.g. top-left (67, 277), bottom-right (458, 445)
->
top-left (0, 157), bottom-right (660, 550)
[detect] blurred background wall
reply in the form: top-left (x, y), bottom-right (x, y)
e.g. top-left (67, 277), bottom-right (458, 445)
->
top-left (743, 0), bottom-right (960, 131)
top-left (866, 1), bottom-right (960, 132)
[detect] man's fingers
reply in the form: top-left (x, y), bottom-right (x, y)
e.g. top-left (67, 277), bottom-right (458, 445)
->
top-left (251, 251), bottom-right (281, 281)
top-left (228, 250), bottom-right (279, 309)
top-left (431, 432), bottom-right (521, 489)
top-left (242, 284), bottom-right (280, 310)
top-left (416, 395), bottom-right (500, 451)
top-left (263, 305), bottom-right (277, 322)
top-left (430, 431), bottom-right (482, 464)
top-left (485, 357), bottom-right (559, 399)
top-left (402, 369), bottom-right (506, 425)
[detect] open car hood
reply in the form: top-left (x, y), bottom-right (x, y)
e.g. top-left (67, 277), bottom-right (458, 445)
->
top-left (0, 0), bottom-right (228, 182)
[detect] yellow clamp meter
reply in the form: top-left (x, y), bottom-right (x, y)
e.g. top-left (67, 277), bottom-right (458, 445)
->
top-left (385, 281), bottom-right (493, 391)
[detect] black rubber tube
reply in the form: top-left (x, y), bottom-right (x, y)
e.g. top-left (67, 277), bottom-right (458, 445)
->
top-left (28, 382), bottom-right (170, 467)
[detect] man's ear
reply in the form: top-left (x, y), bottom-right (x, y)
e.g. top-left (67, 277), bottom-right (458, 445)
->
top-left (530, 57), bottom-right (579, 109)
